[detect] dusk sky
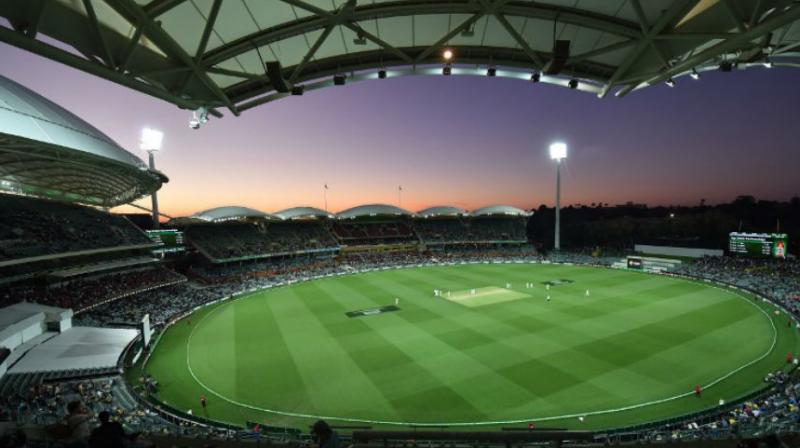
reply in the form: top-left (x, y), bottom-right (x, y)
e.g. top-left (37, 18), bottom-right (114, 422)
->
top-left (1, 42), bottom-right (798, 217)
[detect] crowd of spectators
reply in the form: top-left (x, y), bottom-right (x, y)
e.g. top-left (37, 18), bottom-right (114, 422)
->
top-left (0, 374), bottom-right (232, 446)
top-left (639, 370), bottom-right (800, 443)
top-left (0, 267), bottom-right (185, 312)
top-left (0, 194), bottom-right (151, 262)
top-left (674, 256), bottom-right (800, 315)
top-left (75, 284), bottom-right (220, 328)
top-left (181, 216), bottom-right (534, 262)
top-left (185, 220), bottom-right (338, 261)
top-left (331, 221), bottom-right (416, 245)
top-left (412, 217), bottom-right (527, 244)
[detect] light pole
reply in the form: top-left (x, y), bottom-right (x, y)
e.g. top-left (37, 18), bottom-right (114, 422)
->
top-left (549, 142), bottom-right (567, 251)
top-left (140, 127), bottom-right (164, 229)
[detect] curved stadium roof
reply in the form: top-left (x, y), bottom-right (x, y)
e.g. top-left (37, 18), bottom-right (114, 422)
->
top-left (1, 1), bottom-right (798, 115)
top-left (192, 206), bottom-right (273, 222)
top-left (0, 74), bottom-right (165, 207)
top-left (337, 204), bottom-right (413, 219)
top-left (274, 206), bottom-right (334, 220)
top-left (471, 205), bottom-right (529, 217)
top-left (416, 206), bottom-right (468, 218)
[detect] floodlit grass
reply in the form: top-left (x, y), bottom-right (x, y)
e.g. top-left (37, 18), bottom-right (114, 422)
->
top-left (445, 286), bottom-right (530, 307)
top-left (144, 263), bottom-right (799, 431)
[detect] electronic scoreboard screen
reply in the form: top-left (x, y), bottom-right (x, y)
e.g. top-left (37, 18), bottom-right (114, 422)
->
top-left (728, 232), bottom-right (787, 258)
top-left (145, 229), bottom-right (185, 254)
top-left (627, 257), bottom-right (643, 269)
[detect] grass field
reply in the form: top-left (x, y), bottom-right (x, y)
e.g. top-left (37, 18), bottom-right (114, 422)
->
top-left (144, 263), bottom-right (799, 431)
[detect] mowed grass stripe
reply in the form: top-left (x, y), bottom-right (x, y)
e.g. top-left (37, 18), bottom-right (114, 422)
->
top-left (297, 279), bottom-right (473, 418)
top-left (296, 279), bottom-right (491, 421)
top-left (334, 272), bottom-right (575, 416)
top-left (351, 270), bottom-right (625, 415)
top-left (383, 267), bottom-right (771, 408)
top-left (266, 286), bottom-right (402, 419)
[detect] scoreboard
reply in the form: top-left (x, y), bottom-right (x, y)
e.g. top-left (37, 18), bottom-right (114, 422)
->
top-left (728, 232), bottom-right (788, 258)
top-left (145, 229), bottom-right (185, 254)
top-left (627, 257), bottom-right (643, 269)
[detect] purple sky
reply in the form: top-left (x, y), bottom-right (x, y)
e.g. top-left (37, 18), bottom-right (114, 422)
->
top-left (1, 42), bottom-right (798, 217)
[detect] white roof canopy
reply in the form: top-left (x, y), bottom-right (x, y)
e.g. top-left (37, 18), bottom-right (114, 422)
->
top-left (1, 1), bottom-right (798, 115)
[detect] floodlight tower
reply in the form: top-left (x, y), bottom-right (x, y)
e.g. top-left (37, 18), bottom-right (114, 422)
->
top-left (140, 128), bottom-right (164, 229)
top-left (549, 142), bottom-right (567, 251)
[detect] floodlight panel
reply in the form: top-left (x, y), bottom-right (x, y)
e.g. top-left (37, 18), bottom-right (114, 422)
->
top-left (140, 127), bottom-right (163, 151)
top-left (549, 142), bottom-right (567, 160)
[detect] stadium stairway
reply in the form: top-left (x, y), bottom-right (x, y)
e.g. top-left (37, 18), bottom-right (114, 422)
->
top-left (112, 379), bottom-right (139, 410)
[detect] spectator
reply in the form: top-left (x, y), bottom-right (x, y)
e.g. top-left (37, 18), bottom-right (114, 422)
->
top-left (64, 400), bottom-right (91, 447)
top-left (88, 411), bottom-right (125, 448)
top-left (311, 420), bottom-right (339, 448)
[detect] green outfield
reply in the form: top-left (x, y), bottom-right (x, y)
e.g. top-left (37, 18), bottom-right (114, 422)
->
top-left (143, 263), bottom-right (799, 431)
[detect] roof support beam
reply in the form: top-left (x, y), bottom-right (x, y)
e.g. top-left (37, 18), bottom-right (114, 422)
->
top-left (493, 12), bottom-right (544, 68)
top-left (117, 19), bottom-right (146, 73)
top-left (415, 1), bottom-right (512, 64)
top-left (9, 0), bottom-right (47, 38)
top-left (105, 0), bottom-right (239, 115)
top-left (290, 25), bottom-right (335, 83)
top-left (206, 66), bottom-right (264, 81)
top-left (652, 33), bottom-right (739, 40)
top-left (0, 24), bottom-right (209, 113)
top-left (749, 0), bottom-right (766, 28)
top-left (283, 0), bottom-right (417, 67)
top-left (142, 0), bottom-right (188, 18)
top-left (203, 1), bottom-right (640, 68)
top-left (82, 0), bottom-right (116, 69)
top-left (568, 39), bottom-right (635, 64)
top-left (344, 23), bottom-right (414, 64)
top-left (630, 0), bottom-right (650, 34)
top-left (280, 0), bottom-right (329, 17)
top-left (630, 2), bottom-right (800, 94)
top-left (722, 0), bottom-right (748, 33)
top-left (599, 0), bottom-right (699, 98)
top-left (194, 0), bottom-right (222, 62)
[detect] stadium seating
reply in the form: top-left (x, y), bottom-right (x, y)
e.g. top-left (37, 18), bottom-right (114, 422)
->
top-left (413, 216), bottom-right (527, 244)
top-left (0, 194), bottom-right (151, 262)
top-left (0, 267), bottom-right (185, 312)
top-left (331, 220), bottom-right (416, 245)
top-left (184, 220), bottom-right (338, 261)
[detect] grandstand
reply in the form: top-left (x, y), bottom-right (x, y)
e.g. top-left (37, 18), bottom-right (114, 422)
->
top-left (177, 203), bottom-right (532, 263)
top-left (0, 193), bottom-right (153, 263)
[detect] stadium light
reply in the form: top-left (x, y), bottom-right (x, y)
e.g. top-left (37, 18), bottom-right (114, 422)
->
top-left (549, 142), bottom-right (567, 161)
top-left (140, 127), bottom-right (163, 229)
top-left (443, 49), bottom-right (453, 60)
top-left (140, 127), bottom-right (163, 152)
top-left (690, 68), bottom-right (700, 80)
top-left (549, 142), bottom-right (567, 251)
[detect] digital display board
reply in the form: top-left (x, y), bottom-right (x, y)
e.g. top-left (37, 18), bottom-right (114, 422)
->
top-left (728, 232), bottom-right (787, 258)
top-left (145, 229), bottom-right (185, 254)
top-left (627, 257), bottom-right (643, 269)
